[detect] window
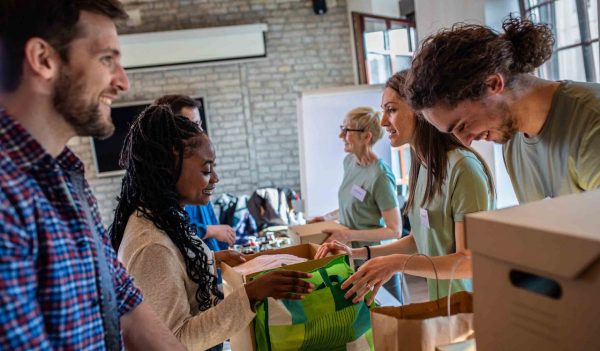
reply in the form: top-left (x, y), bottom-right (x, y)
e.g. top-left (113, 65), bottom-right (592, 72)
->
top-left (352, 13), bottom-right (416, 84)
top-left (520, 0), bottom-right (599, 82)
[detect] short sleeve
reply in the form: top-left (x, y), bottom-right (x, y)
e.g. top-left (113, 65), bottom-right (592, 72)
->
top-left (450, 156), bottom-right (492, 221)
top-left (372, 170), bottom-right (398, 212)
top-left (576, 122), bottom-right (600, 190)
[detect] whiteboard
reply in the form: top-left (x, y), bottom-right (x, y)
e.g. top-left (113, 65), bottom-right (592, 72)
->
top-left (297, 85), bottom-right (392, 217)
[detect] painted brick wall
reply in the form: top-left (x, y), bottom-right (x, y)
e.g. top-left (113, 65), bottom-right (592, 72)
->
top-left (67, 0), bottom-right (355, 226)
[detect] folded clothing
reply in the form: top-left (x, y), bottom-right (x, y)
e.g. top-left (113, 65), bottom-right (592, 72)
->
top-left (233, 254), bottom-right (308, 276)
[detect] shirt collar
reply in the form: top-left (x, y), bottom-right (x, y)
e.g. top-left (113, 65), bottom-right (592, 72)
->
top-left (0, 110), bottom-right (84, 173)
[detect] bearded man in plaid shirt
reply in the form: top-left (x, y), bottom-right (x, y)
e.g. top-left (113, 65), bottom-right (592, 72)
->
top-left (0, 1), bottom-right (187, 349)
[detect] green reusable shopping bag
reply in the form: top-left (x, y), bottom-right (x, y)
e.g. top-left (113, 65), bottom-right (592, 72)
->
top-left (252, 255), bottom-right (374, 351)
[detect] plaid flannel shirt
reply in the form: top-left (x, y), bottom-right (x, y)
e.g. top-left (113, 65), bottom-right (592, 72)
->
top-left (0, 112), bottom-right (143, 350)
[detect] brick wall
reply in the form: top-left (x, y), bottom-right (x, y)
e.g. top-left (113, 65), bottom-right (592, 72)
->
top-left (68, 0), bottom-right (355, 226)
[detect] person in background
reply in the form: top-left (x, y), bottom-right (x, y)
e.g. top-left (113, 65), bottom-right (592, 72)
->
top-left (111, 105), bottom-right (314, 351)
top-left (317, 70), bottom-right (495, 302)
top-left (407, 16), bottom-right (600, 203)
top-left (154, 94), bottom-right (235, 252)
top-left (0, 1), bottom-right (184, 349)
top-left (310, 107), bottom-right (401, 248)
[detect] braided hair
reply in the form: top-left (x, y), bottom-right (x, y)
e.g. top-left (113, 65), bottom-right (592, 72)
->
top-left (110, 104), bottom-right (222, 311)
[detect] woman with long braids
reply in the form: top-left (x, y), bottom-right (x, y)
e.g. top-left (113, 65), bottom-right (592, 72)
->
top-left (317, 70), bottom-right (495, 303)
top-left (110, 105), bottom-right (314, 351)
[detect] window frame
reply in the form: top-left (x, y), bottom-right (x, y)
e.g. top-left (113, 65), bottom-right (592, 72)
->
top-left (519, 0), bottom-right (598, 82)
top-left (352, 12), bottom-right (416, 84)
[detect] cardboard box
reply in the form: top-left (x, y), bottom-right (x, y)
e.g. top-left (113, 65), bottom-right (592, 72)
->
top-left (465, 190), bottom-right (600, 351)
top-left (287, 220), bottom-right (349, 245)
top-left (221, 243), bottom-right (344, 351)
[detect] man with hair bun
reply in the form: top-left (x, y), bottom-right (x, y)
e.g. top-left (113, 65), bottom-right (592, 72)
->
top-left (407, 16), bottom-right (600, 203)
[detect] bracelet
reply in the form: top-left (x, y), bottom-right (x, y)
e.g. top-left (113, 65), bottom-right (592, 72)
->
top-left (364, 246), bottom-right (371, 260)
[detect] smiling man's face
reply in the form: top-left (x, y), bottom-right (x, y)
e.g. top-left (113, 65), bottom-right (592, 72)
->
top-left (53, 10), bottom-right (129, 139)
top-left (421, 97), bottom-right (517, 146)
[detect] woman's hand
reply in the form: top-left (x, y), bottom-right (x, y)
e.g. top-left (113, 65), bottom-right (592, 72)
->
top-left (245, 271), bottom-right (314, 304)
top-left (214, 250), bottom-right (246, 267)
top-left (341, 255), bottom-right (402, 305)
top-left (307, 216), bottom-right (325, 224)
top-left (315, 240), bottom-right (352, 259)
top-left (206, 224), bottom-right (236, 246)
top-left (323, 228), bottom-right (350, 243)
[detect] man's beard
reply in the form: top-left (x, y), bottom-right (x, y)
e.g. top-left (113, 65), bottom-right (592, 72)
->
top-left (494, 102), bottom-right (518, 144)
top-left (53, 66), bottom-right (115, 139)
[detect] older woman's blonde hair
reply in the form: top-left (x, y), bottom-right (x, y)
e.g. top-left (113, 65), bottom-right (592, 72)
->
top-left (345, 107), bottom-right (384, 146)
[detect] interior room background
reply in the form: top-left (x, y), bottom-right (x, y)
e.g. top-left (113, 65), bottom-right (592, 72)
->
top-left (67, 0), bottom-right (599, 226)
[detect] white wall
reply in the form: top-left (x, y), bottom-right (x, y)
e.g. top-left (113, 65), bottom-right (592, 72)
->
top-left (414, 0), bottom-right (485, 41)
top-left (347, 0), bottom-right (400, 17)
top-left (485, 0), bottom-right (520, 30)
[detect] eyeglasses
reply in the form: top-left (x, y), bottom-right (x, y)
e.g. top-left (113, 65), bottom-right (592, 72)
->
top-left (340, 125), bottom-right (365, 133)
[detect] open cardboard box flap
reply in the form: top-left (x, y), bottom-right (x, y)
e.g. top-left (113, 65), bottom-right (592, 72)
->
top-left (466, 190), bottom-right (600, 279)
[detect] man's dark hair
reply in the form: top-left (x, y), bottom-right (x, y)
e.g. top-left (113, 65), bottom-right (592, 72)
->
top-left (0, 0), bottom-right (128, 92)
top-left (154, 94), bottom-right (201, 115)
top-left (407, 16), bottom-right (554, 109)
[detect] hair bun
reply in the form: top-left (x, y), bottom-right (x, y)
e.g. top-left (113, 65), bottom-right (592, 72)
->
top-left (502, 16), bottom-right (554, 74)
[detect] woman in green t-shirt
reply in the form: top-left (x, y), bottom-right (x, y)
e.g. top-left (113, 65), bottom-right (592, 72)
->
top-left (316, 70), bottom-right (495, 301)
top-left (309, 107), bottom-right (401, 246)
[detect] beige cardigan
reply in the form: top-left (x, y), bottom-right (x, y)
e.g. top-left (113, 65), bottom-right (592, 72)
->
top-left (118, 212), bottom-right (255, 350)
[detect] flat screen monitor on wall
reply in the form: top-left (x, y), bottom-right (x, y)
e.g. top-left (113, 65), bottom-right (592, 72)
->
top-left (90, 97), bottom-right (207, 177)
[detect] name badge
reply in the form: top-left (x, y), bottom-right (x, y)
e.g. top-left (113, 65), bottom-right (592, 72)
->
top-left (420, 208), bottom-right (430, 229)
top-left (351, 184), bottom-right (367, 202)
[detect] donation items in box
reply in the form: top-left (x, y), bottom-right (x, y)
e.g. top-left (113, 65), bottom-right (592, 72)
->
top-left (466, 190), bottom-right (600, 351)
top-left (287, 221), bottom-right (349, 245)
top-left (221, 243), bottom-right (374, 351)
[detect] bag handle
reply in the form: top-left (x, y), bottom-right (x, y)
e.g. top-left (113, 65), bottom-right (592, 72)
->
top-left (446, 255), bottom-right (471, 343)
top-left (399, 253), bottom-right (440, 317)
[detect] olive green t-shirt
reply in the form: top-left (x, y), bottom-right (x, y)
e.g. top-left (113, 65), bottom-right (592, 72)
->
top-left (503, 81), bottom-right (600, 203)
top-left (338, 154), bottom-right (398, 247)
top-left (409, 149), bottom-right (494, 300)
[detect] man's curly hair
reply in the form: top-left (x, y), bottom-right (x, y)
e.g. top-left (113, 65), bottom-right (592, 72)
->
top-left (407, 16), bottom-right (554, 109)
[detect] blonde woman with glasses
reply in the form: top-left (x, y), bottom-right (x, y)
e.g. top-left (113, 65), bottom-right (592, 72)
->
top-left (310, 107), bottom-right (401, 250)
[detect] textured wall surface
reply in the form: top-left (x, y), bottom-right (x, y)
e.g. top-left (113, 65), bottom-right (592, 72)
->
top-left (67, 0), bottom-right (355, 226)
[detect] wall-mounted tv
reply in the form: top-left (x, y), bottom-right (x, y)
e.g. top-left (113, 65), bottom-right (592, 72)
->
top-left (90, 97), bottom-right (207, 177)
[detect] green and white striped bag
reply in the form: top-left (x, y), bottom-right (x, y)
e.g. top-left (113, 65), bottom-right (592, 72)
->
top-left (252, 255), bottom-right (374, 351)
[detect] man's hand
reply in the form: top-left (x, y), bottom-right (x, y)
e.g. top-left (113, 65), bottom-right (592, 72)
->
top-left (205, 225), bottom-right (236, 246)
top-left (214, 250), bottom-right (246, 267)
